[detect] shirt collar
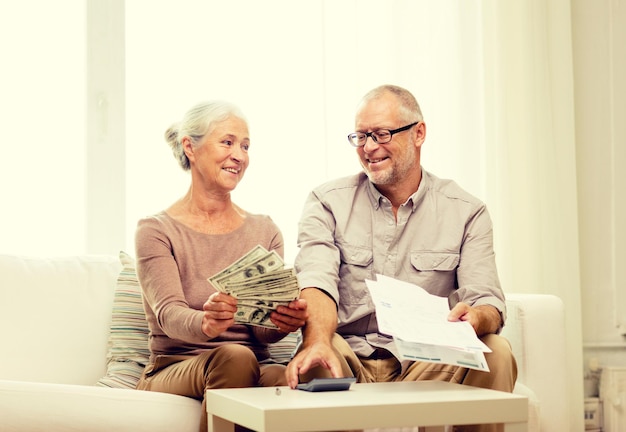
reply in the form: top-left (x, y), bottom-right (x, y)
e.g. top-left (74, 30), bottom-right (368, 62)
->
top-left (365, 180), bottom-right (384, 210)
top-left (364, 167), bottom-right (428, 212)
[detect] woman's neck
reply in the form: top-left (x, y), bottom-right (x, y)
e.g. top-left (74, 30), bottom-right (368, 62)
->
top-left (167, 187), bottom-right (246, 234)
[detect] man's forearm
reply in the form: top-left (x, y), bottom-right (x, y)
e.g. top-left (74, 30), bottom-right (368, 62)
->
top-left (300, 287), bottom-right (338, 345)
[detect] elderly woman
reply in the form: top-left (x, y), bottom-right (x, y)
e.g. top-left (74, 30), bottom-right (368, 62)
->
top-left (135, 101), bottom-right (307, 432)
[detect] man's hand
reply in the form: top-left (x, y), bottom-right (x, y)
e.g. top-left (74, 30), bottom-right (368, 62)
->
top-left (285, 340), bottom-right (343, 389)
top-left (270, 298), bottom-right (308, 333)
top-left (284, 287), bottom-right (342, 389)
top-left (447, 302), bottom-right (502, 336)
top-left (201, 292), bottom-right (237, 339)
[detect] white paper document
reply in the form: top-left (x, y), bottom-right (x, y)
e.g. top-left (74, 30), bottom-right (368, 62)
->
top-left (366, 274), bottom-right (491, 372)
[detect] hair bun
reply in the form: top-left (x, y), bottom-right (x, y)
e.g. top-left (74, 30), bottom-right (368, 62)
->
top-left (164, 123), bottom-right (180, 149)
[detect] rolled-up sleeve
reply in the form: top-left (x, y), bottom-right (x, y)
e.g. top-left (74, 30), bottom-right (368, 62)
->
top-left (295, 190), bottom-right (341, 305)
top-left (453, 203), bottom-right (506, 325)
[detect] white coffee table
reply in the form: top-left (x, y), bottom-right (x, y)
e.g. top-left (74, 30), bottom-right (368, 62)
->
top-left (205, 381), bottom-right (528, 432)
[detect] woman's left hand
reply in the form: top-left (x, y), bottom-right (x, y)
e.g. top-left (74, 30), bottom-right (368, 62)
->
top-left (270, 298), bottom-right (308, 333)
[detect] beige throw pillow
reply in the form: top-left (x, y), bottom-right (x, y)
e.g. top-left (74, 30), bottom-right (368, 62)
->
top-left (96, 251), bottom-right (150, 388)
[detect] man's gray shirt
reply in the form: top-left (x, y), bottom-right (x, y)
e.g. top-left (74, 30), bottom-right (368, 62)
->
top-left (295, 169), bottom-right (506, 358)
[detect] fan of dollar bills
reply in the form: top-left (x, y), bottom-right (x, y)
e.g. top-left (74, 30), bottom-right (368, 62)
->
top-left (207, 245), bottom-right (300, 329)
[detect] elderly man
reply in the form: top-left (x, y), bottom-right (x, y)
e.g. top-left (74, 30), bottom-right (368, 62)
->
top-left (287, 85), bottom-right (517, 432)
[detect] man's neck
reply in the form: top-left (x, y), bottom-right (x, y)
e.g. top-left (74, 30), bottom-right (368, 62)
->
top-left (378, 180), bottom-right (422, 218)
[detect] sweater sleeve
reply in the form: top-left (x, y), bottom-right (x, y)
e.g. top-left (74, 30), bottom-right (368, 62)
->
top-left (135, 218), bottom-right (208, 343)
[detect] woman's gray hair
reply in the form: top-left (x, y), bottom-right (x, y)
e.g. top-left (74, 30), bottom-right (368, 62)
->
top-left (165, 100), bottom-right (248, 171)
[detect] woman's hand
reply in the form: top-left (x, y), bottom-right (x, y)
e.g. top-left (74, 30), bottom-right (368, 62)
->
top-left (271, 298), bottom-right (308, 334)
top-left (202, 292), bottom-right (238, 339)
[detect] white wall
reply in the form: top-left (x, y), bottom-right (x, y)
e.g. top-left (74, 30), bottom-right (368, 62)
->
top-left (0, 1), bottom-right (87, 256)
top-left (123, 0), bottom-right (487, 264)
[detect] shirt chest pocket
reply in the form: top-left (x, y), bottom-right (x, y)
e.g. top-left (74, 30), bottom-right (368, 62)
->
top-left (408, 252), bottom-right (460, 294)
top-left (410, 252), bottom-right (459, 271)
top-left (408, 252), bottom-right (460, 297)
top-left (338, 244), bottom-right (373, 304)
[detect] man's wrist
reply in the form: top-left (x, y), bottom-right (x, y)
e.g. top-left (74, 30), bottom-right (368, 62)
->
top-left (475, 304), bottom-right (503, 335)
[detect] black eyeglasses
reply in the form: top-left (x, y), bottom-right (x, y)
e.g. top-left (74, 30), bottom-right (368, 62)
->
top-left (347, 122), bottom-right (419, 147)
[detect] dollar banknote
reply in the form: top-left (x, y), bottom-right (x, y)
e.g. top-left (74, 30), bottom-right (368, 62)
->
top-left (209, 248), bottom-right (284, 292)
top-left (207, 246), bottom-right (300, 329)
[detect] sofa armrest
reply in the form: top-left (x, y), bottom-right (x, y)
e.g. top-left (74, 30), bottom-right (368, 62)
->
top-left (502, 293), bottom-right (568, 432)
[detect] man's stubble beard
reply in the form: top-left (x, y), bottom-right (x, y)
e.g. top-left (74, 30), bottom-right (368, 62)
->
top-left (362, 144), bottom-right (418, 186)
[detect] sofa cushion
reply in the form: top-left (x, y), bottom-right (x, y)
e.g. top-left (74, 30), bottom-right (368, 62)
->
top-left (97, 251), bottom-right (150, 389)
top-left (0, 254), bottom-right (121, 385)
top-left (0, 379), bottom-right (201, 432)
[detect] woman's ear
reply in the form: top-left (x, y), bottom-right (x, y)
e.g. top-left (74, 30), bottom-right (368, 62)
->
top-left (182, 136), bottom-right (195, 163)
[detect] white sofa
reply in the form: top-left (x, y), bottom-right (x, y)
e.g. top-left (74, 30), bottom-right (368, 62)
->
top-left (0, 253), bottom-right (568, 431)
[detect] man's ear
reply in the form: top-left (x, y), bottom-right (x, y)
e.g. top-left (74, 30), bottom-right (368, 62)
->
top-left (414, 121), bottom-right (426, 149)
